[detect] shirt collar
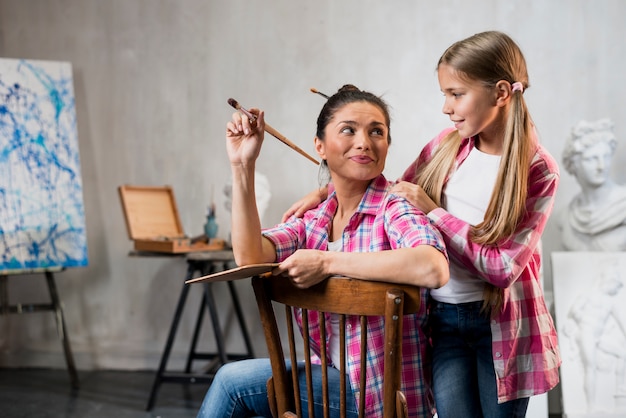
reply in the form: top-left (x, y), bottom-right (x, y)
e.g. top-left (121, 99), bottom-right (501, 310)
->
top-left (324, 174), bottom-right (389, 218)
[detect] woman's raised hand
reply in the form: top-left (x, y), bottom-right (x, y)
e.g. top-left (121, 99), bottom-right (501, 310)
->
top-left (225, 108), bottom-right (265, 166)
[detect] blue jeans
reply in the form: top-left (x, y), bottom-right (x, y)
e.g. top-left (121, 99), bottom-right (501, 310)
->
top-left (428, 301), bottom-right (529, 418)
top-left (197, 358), bottom-right (358, 418)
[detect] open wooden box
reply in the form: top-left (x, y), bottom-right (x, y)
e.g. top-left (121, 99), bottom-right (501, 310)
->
top-left (118, 185), bottom-right (225, 253)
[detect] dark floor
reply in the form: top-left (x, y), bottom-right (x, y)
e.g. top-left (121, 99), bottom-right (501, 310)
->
top-left (0, 367), bottom-right (565, 418)
top-left (0, 368), bottom-right (208, 418)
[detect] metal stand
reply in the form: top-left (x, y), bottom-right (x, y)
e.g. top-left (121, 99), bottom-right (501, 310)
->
top-left (0, 271), bottom-right (79, 389)
top-left (146, 251), bottom-right (254, 411)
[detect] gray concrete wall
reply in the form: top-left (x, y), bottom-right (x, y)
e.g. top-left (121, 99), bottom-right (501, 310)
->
top-left (1, 1), bottom-right (626, 414)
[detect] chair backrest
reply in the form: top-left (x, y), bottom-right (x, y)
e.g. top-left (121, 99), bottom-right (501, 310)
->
top-left (252, 275), bottom-right (421, 418)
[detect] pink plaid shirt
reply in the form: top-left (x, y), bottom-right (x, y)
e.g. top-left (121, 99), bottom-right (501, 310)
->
top-left (401, 128), bottom-right (561, 403)
top-left (263, 174), bottom-right (446, 417)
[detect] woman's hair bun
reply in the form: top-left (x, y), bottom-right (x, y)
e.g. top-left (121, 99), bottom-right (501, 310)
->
top-left (337, 84), bottom-right (360, 94)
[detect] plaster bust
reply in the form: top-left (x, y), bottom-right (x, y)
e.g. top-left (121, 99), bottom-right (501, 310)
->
top-left (559, 118), bottom-right (626, 251)
top-left (223, 170), bottom-right (271, 225)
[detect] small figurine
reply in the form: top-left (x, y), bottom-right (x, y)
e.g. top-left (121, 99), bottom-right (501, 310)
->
top-left (204, 203), bottom-right (218, 239)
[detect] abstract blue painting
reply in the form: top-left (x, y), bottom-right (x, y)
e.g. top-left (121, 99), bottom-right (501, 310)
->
top-left (0, 58), bottom-right (88, 273)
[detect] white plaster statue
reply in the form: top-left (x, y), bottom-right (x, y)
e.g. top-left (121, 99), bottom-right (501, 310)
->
top-left (562, 263), bottom-right (626, 412)
top-left (559, 119), bottom-right (626, 251)
top-left (223, 170), bottom-right (271, 225)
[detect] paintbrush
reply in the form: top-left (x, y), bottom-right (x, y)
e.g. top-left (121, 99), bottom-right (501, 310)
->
top-left (309, 87), bottom-right (329, 99)
top-left (227, 98), bottom-right (319, 165)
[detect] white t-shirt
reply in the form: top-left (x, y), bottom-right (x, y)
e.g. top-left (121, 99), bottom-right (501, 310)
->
top-left (430, 146), bottom-right (501, 304)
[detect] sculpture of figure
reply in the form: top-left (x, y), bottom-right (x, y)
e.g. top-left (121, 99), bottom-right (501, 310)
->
top-left (223, 170), bottom-right (271, 225)
top-left (560, 118), bottom-right (626, 250)
top-left (563, 263), bottom-right (626, 412)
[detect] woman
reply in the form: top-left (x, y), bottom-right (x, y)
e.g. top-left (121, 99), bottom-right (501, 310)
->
top-left (198, 85), bottom-right (448, 418)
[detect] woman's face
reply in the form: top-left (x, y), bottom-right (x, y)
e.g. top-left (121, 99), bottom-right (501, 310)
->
top-left (315, 101), bottom-right (389, 185)
top-left (574, 141), bottom-right (613, 188)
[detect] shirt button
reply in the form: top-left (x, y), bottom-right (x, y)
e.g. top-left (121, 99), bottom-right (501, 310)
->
top-left (495, 352), bottom-right (502, 358)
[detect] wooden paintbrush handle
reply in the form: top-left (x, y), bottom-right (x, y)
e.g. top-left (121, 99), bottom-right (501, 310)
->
top-left (263, 123), bottom-right (319, 165)
top-left (227, 98), bottom-right (319, 165)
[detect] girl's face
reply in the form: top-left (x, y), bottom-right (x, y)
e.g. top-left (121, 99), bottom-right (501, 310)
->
top-left (438, 64), bottom-right (502, 145)
top-left (315, 101), bottom-right (389, 185)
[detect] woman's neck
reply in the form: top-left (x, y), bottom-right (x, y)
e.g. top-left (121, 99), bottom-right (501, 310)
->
top-left (333, 176), bottom-right (370, 211)
top-left (330, 178), bottom-right (370, 240)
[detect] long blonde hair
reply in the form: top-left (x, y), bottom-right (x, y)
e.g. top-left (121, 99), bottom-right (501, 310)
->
top-left (416, 31), bottom-right (536, 313)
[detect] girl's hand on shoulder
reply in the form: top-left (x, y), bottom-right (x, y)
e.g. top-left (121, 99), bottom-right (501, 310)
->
top-left (391, 181), bottom-right (438, 214)
top-left (281, 187), bottom-right (326, 222)
top-left (272, 249), bottom-right (329, 288)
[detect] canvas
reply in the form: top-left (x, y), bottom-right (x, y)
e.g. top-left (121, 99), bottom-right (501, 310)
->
top-left (552, 252), bottom-right (626, 417)
top-left (0, 58), bottom-right (87, 273)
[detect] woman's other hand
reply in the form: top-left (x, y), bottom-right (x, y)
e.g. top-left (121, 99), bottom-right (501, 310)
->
top-left (272, 249), bottom-right (329, 288)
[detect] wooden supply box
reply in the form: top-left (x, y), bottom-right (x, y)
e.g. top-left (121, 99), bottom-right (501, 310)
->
top-left (118, 185), bottom-right (225, 253)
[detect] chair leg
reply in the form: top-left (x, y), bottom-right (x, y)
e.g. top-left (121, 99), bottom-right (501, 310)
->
top-left (396, 390), bottom-right (408, 418)
top-left (267, 377), bottom-right (278, 418)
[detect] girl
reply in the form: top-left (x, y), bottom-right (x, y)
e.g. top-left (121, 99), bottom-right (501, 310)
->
top-left (284, 31), bottom-right (561, 418)
top-left (198, 85), bottom-right (449, 418)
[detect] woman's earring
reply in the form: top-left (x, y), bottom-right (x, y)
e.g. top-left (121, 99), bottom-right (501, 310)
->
top-left (317, 159), bottom-right (330, 186)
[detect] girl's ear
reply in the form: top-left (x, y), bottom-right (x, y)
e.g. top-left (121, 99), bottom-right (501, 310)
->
top-left (314, 137), bottom-right (326, 159)
top-left (495, 80), bottom-right (512, 107)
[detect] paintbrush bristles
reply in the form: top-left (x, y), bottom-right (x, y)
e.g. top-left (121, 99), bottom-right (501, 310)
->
top-left (227, 98), bottom-right (240, 108)
top-left (310, 87), bottom-right (329, 99)
top-left (227, 98), bottom-right (257, 122)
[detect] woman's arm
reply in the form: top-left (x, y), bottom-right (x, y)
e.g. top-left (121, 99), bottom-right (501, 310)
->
top-left (274, 195), bottom-right (449, 289)
top-left (274, 247), bottom-right (448, 289)
top-left (226, 109), bottom-right (277, 266)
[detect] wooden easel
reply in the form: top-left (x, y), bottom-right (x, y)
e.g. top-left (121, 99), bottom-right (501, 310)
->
top-left (0, 269), bottom-right (79, 389)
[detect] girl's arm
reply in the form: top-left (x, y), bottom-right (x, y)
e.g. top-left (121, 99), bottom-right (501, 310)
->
top-left (430, 156), bottom-right (559, 288)
top-left (281, 186), bottom-right (328, 221)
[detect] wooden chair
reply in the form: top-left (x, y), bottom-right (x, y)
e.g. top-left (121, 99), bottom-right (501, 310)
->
top-left (252, 275), bottom-right (421, 418)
